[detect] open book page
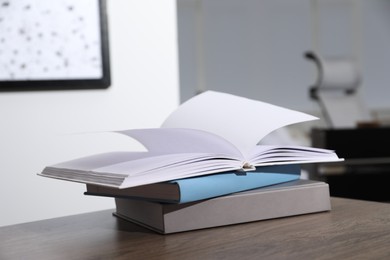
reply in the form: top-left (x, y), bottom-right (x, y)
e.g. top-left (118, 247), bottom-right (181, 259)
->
top-left (116, 128), bottom-right (243, 158)
top-left (41, 151), bottom-right (244, 188)
top-left (93, 153), bottom-right (243, 188)
top-left (48, 151), bottom-right (152, 171)
top-left (162, 91), bottom-right (318, 156)
top-left (119, 157), bottom-right (243, 188)
top-left (39, 152), bottom-right (153, 187)
top-left (247, 145), bottom-right (342, 166)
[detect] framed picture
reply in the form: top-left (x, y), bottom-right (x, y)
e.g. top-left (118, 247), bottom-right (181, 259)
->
top-left (0, 0), bottom-right (110, 91)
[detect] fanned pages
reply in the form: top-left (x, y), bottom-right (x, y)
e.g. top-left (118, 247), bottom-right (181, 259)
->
top-left (39, 91), bottom-right (343, 188)
top-left (162, 91), bottom-right (318, 155)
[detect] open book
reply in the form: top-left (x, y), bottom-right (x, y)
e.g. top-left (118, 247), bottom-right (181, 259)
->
top-left (39, 91), bottom-right (342, 188)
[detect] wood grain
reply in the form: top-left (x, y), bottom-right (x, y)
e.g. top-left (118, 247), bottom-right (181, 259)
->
top-left (1, 197), bottom-right (389, 259)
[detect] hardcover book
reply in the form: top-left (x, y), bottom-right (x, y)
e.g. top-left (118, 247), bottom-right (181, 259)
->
top-left (114, 179), bottom-right (331, 234)
top-left (84, 165), bottom-right (301, 203)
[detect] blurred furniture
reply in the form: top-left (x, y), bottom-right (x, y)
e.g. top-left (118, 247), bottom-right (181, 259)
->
top-left (306, 50), bottom-right (390, 202)
top-left (310, 128), bottom-right (390, 201)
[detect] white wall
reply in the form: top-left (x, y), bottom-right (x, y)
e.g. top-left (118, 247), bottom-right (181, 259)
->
top-left (0, 0), bottom-right (179, 227)
top-left (177, 0), bottom-right (390, 112)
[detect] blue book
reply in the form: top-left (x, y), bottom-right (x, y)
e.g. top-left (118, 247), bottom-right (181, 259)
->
top-left (85, 165), bottom-right (300, 204)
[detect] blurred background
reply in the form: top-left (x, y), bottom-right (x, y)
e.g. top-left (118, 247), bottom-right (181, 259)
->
top-left (0, 0), bottom-right (389, 227)
top-left (178, 0), bottom-right (390, 115)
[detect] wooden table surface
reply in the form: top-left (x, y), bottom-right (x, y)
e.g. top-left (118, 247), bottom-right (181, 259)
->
top-left (1, 197), bottom-right (390, 259)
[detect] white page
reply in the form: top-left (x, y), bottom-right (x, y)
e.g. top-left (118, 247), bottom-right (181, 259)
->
top-left (117, 128), bottom-right (243, 158)
top-left (247, 145), bottom-right (342, 166)
top-left (86, 152), bottom-right (241, 188)
top-left (120, 159), bottom-right (242, 188)
top-left (93, 153), bottom-right (209, 176)
top-left (248, 145), bottom-right (340, 162)
top-left (51, 151), bottom-right (152, 171)
top-left (162, 91), bottom-right (318, 156)
top-left (250, 158), bottom-right (343, 167)
top-left (93, 152), bottom-right (239, 178)
top-left (251, 153), bottom-right (340, 162)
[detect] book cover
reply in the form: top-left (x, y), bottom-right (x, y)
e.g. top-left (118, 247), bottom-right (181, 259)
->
top-left (85, 165), bottom-right (301, 203)
top-left (114, 179), bottom-right (331, 234)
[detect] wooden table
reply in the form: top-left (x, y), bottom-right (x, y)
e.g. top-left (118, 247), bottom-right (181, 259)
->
top-left (1, 197), bottom-right (390, 259)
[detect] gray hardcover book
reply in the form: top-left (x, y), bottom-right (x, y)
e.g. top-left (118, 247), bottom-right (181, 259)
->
top-left (114, 179), bottom-right (331, 234)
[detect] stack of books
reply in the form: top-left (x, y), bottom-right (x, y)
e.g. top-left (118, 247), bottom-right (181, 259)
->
top-left (112, 179), bottom-right (331, 234)
top-left (39, 91), bottom-right (340, 234)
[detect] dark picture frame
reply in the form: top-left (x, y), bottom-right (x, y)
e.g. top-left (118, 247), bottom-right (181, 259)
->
top-left (0, 0), bottom-right (110, 91)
